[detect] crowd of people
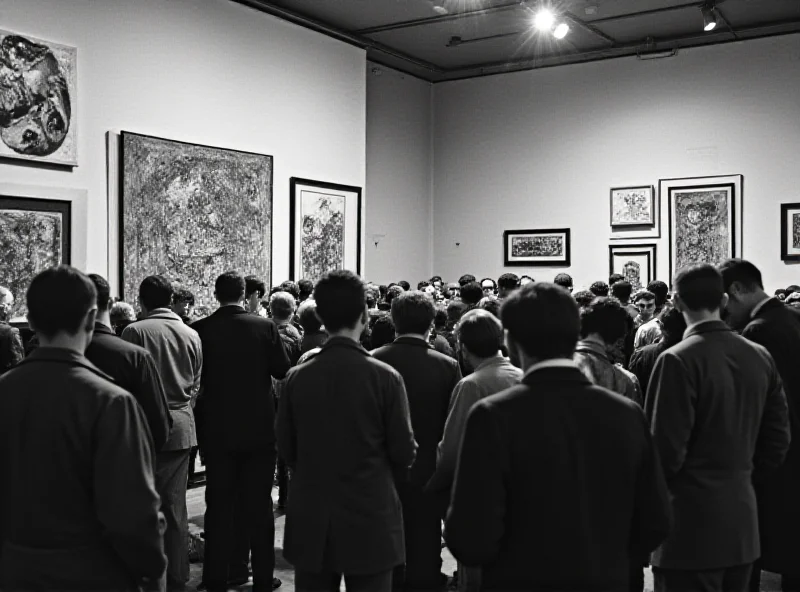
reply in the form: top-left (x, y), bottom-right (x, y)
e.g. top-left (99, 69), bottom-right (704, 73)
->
top-left (0, 259), bottom-right (798, 592)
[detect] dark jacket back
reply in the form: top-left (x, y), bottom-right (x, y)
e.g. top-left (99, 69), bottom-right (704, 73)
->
top-left (191, 306), bottom-right (291, 451)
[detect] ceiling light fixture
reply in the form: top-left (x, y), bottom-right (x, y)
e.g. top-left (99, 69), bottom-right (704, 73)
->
top-left (553, 22), bottom-right (570, 39)
top-left (702, 5), bottom-right (718, 31)
top-left (533, 8), bottom-right (556, 32)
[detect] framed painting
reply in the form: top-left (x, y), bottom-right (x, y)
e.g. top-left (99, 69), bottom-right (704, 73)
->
top-left (0, 196), bottom-right (71, 319)
top-left (289, 178), bottom-right (362, 282)
top-left (504, 228), bottom-right (571, 267)
top-left (780, 203), bottom-right (800, 262)
top-left (0, 29), bottom-right (77, 166)
top-left (610, 186), bottom-right (655, 227)
top-left (664, 174), bottom-right (743, 280)
top-left (120, 132), bottom-right (273, 317)
top-left (608, 244), bottom-right (656, 293)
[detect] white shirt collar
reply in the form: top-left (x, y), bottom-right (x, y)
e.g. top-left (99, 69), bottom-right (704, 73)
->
top-left (522, 358), bottom-right (578, 379)
top-left (751, 297), bottom-right (773, 319)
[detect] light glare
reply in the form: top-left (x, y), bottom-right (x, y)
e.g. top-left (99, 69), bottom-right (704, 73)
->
top-left (704, 20), bottom-right (717, 31)
top-left (533, 9), bottom-right (556, 32)
top-left (553, 22), bottom-right (570, 38)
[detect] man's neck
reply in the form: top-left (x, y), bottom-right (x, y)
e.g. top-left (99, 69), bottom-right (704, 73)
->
top-left (218, 301), bottom-right (242, 308)
top-left (397, 331), bottom-right (430, 342)
top-left (683, 310), bottom-right (721, 327)
top-left (329, 327), bottom-right (363, 342)
top-left (274, 317), bottom-right (292, 326)
top-left (582, 334), bottom-right (606, 348)
top-left (519, 353), bottom-right (571, 373)
top-left (96, 311), bottom-right (113, 330)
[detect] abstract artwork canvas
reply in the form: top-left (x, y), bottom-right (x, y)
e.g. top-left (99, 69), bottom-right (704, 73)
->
top-left (289, 178), bottom-right (362, 282)
top-left (664, 175), bottom-right (743, 279)
top-left (504, 228), bottom-right (571, 267)
top-left (610, 186), bottom-right (655, 227)
top-left (0, 29), bottom-right (77, 166)
top-left (0, 196), bottom-right (70, 319)
top-left (780, 203), bottom-right (800, 262)
top-left (609, 244), bottom-right (656, 293)
top-left (120, 132), bottom-right (273, 316)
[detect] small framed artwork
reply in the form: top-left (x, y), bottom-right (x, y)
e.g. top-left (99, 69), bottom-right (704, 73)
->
top-left (780, 203), bottom-right (800, 262)
top-left (504, 228), bottom-right (571, 267)
top-left (609, 244), bottom-right (656, 293)
top-left (290, 178), bottom-right (362, 282)
top-left (664, 174), bottom-right (743, 279)
top-left (610, 185), bottom-right (659, 240)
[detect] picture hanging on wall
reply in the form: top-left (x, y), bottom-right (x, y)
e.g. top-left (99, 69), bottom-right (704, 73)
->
top-left (289, 178), bottom-right (362, 282)
top-left (664, 174), bottom-right (743, 280)
top-left (504, 228), bottom-right (571, 267)
top-left (610, 186), bottom-right (655, 227)
top-left (608, 244), bottom-right (656, 293)
top-left (780, 203), bottom-right (800, 262)
top-left (0, 29), bottom-right (77, 166)
top-left (0, 195), bottom-right (71, 319)
top-left (120, 132), bottom-right (273, 317)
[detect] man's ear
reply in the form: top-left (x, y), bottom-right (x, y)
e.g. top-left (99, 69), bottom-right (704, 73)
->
top-left (85, 308), bottom-right (98, 332)
top-left (719, 293), bottom-right (730, 312)
top-left (673, 294), bottom-right (685, 313)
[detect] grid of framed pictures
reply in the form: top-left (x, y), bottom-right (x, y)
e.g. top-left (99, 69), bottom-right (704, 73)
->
top-left (504, 228), bottom-right (571, 267)
top-left (608, 244), bottom-right (656, 292)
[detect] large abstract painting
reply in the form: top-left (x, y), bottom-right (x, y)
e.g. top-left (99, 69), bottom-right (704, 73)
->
top-left (0, 196), bottom-right (70, 319)
top-left (120, 132), bottom-right (273, 316)
top-left (289, 178), bottom-right (362, 282)
top-left (664, 175), bottom-right (743, 279)
top-left (504, 228), bottom-right (571, 267)
top-left (780, 203), bottom-right (800, 262)
top-left (608, 244), bottom-right (656, 293)
top-left (0, 30), bottom-right (77, 166)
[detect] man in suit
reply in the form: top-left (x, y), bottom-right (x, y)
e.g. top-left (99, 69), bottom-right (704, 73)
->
top-left (719, 259), bottom-right (800, 592)
top-left (372, 291), bottom-right (461, 591)
top-left (84, 274), bottom-right (171, 452)
top-left (446, 282), bottom-right (671, 592)
top-left (0, 286), bottom-right (23, 375)
top-left (277, 270), bottom-right (417, 592)
top-left (0, 266), bottom-right (166, 591)
top-left (646, 264), bottom-right (791, 592)
top-left (192, 271), bottom-right (291, 592)
top-left (122, 275), bottom-right (203, 592)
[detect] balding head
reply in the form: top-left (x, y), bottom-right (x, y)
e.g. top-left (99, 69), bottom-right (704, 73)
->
top-left (456, 308), bottom-right (504, 359)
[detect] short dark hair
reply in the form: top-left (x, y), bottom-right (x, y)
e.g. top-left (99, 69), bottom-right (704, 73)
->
top-left (589, 281), bottom-right (609, 297)
top-left (460, 281), bottom-right (483, 306)
top-left (139, 275), bottom-right (173, 310)
top-left (173, 287), bottom-right (195, 306)
top-left (88, 273), bottom-right (111, 312)
top-left (609, 273), bottom-right (625, 286)
top-left (297, 300), bottom-right (322, 333)
top-left (580, 297), bottom-right (630, 343)
top-left (397, 281), bottom-right (411, 291)
top-left (646, 280), bottom-right (669, 307)
top-left (610, 280), bottom-right (633, 303)
top-left (434, 306), bottom-right (447, 329)
top-left (446, 300), bottom-right (467, 322)
top-left (215, 271), bottom-right (246, 302)
top-left (633, 290), bottom-right (655, 304)
top-left (385, 285), bottom-right (405, 305)
top-left (298, 279), bottom-right (314, 299)
top-left (520, 275), bottom-right (534, 283)
top-left (501, 282), bottom-right (580, 360)
top-left (417, 280), bottom-right (431, 290)
top-left (479, 297), bottom-right (501, 319)
top-left (674, 264), bottom-right (725, 312)
top-left (498, 273), bottom-right (519, 291)
top-left (458, 309), bottom-right (504, 358)
top-left (279, 281), bottom-right (300, 301)
top-left (430, 275), bottom-right (443, 285)
top-left (787, 285), bottom-right (800, 295)
top-left (480, 277), bottom-right (497, 290)
top-left (370, 315), bottom-right (396, 349)
top-left (314, 270), bottom-right (366, 332)
top-left (573, 289), bottom-right (596, 308)
top-left (245, 275), bottom-right (266, 299)
top-left (659, 307), bottom-right (688, 347)
top-left (718, 259), bottom-right (764, 293)
top-left (553, 273), bottom-right (573, 289)
top-left (28, 265), bottom-right (97, 338)
top-left (391, 291), bottom-right (436, 335)
top-left (458, 274), bottom-right (476, 287)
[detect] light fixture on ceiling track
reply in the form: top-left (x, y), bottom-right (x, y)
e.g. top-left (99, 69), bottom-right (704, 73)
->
top-left (527, 2), bottom-right (570, 38)
top-left (701, 3), bottom-right (718, 32)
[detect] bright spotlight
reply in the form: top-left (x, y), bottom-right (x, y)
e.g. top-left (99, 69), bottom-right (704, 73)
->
top-left (533, 9), bottom-right (556, 32)
top-left (553, 22), bottom-right (570, 39)
top-left (702, 6), bottom-right (718, 31)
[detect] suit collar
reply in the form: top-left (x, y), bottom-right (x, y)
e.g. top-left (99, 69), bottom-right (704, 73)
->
top-left (752, 297), bottom-right (781, 319)
top-left (474, 354), bottom-right (508, 371)
top-left (521, 364), bottom-right (592, 387)
top-left (20, 347), bottom-right (114, 381)
top-left (93, 322), bottom-right (116, 336)
top-left (322, 335), bottom-right (369, 355)
top-left (393, 335), bottom-right (432, 349)
top-left (683, 319), bottom-right (732, 339)
top-left (213, 305), bottom-right (248, 317)
top-left (146, 308), bottom-right (182, 322)
top-left (575, 339), bottom-right (609, 360)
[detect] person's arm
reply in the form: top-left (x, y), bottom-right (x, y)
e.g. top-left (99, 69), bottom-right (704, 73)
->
top-left (94, 394), bottom-right (167, 585)
top-left (138, 351), bottom-right (172, 452)
top-left (647, 351), bottom-right (695, 482)
top-left (276, 372), bottom-right (297, 468)
top-left (445, 401), bottom-right (507, 566)
top-left (753, 355), bottom-right (791, 483)
top-left (429, 380), bottom-right (481, 492)
top-left (384, 371), bottom-right (417, 470)
top-left (190, 336), bottom-right (202, 400)
top-left (269, 325), bottom-right (292, 380)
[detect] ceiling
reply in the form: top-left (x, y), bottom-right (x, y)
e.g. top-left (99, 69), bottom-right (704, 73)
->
top-left (234, 0), bottom-right (800, 81)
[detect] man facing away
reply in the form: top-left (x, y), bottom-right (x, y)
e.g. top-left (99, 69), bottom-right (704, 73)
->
top-left (0, 266), bottom-right (166, 591)
top-left (0, 285), bottom-right (23, 375)
top-left (445, 282), bottom-right (672, 592)
top-left (192, 271), bottom-right (291, 592)
top-left (122, 275), bottom-right (203, 592)
top-left (719, 259), bottom-right (800, 592)
top-left (646, 264), bottom-right (791, 592)
top-left (277, 270), bottom-right (417, 592)
top-left (496, 273), bottom-right (520, 302)
top-left (372, 291), bottom-right (462, 591)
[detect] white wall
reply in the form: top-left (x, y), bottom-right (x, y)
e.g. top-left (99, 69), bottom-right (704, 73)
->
top-left (0, 0), bottom-right (366, 291)
top-left (365, 62), bottom-right (434, 284)
top-left (433, 34), bottom-right (800, 291)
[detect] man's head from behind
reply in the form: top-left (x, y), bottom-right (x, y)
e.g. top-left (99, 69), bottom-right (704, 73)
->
top-left (610, 280), bottom-right (633, 304)
top-left (391, 290), bottom-right (435, 337)
top-left (0, 286), bottom-right (14, 321)
top-left (270, 291), bottom-right (297, 324)
top-left (216, 271), bottom-right (246, 305)
top-left (297, 299), bottom-right (323, 334)
top-left (579, 297), bottom-right (630, 345)
top-left (245, 275), bottom-right (266, 312)
top-left (497, 273), bottom-right (519, 297)
top-left (458, 274), bottom-right (476, 287)
top-left (460, 281), bottom-right (484, 306)
top-left (457, 309), bottom-right (504, 368)
top-left (589, 281), bottom-right (609, 297)
top-left (718, 258), bottom-right (766, 330)
top-left (609, 273), bottom-right (624, 286)
top-left (297, 279), bottom-right (314, 302)
top-left (673, 264), bottom-right (727, 318)
top-left (313, 270), bottom-right (367, 334)
top-left (139, 275), bottom-right (173, 314)
top-left (553, 273), bottom-right (573, 292)
top-left (501, 282), bottom-right (580, 368)
top-left (88, 274), bottom-right (111, 316)
top-left (28, 265), bottom-right (97, 350)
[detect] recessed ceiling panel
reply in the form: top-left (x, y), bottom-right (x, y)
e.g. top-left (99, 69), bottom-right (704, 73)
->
top-left (719, 0), bottom-right (800, 28)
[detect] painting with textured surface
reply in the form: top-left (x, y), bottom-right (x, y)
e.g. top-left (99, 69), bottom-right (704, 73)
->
top-left (0, 197), bottom-right (70, 318)
top-left (672, 189), bottom-right (731, 273)
top-left (609, 244), bottom-right (655, 294)
top-left (793, 213), bottom-right (800, 250)
top-left (120, 132), bottom-right (272, 316)
top-left (504, 229), bottom-right (571, 266)
top-left (511, 235), bottom-right (563, 258)
top-left (300, 191), bottom-right (345, 283)
top-left (610, 186), bottom-right (654, 226)
top-left (0, 30), bottom-right (77, 166)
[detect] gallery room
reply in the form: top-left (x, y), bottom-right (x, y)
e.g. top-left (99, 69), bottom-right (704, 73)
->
top-left (1, 1), bottom-right (800, 592)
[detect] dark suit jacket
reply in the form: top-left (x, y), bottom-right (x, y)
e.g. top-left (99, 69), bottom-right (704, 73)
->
top-left (628, 341), bottom-right (668, 405)
top-left (277, 336), bottom-right (417, 575)
top-left (372, 336), bottom-right (461, 488)
top-left (740, 299), bottom-right (800, 575)
top-left (446, 365), bottom-right (671, 592)
top-left (191, 306), bottom-right (291, 452)
top-left (646, 320), bottom-right (790, 570)
top-left (0, 322), bottom-right (23, 376)
top-left (85, 323), bottom-right (172, 452)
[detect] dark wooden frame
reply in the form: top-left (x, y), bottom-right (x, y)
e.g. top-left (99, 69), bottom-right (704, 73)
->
top-left (503, 228), bottom-right (571, 267)
top-left (0, 196), bottom-right (72, 264)
top-left (608, 243), bottom-right (656, 287)
top-left (289, 177), bottom-right (363, 280)
top-left (781, 203), bottom-right (800, 262)
top-left (118, 131), bottom-right (274, 300)
top-left (610, 185), bottom-right (656, 227)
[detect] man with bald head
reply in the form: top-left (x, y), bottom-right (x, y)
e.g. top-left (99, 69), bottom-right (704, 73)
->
top-left (0, 286), bottom-right (23, 375)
